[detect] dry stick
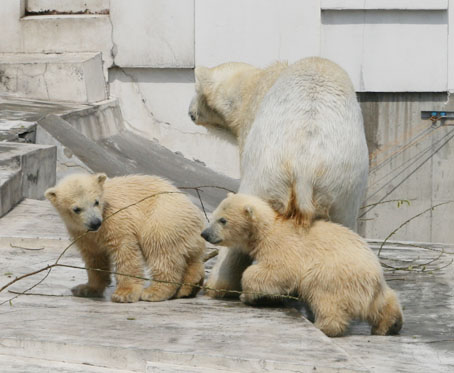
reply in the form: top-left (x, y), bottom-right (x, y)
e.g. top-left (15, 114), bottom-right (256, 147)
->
top-left (381, 249), bottom-right (445, 272)
top-left (10, 243), bottom-right (44, 251)
top-left (377, 200), bottom-right (454, 258)
top-left (7, 263), bottom-right (301, 302)
top-left (203, 249), bottom-right (219, 262)
top-left (360, 199), bottom-right (412, 210)
top-left (8, 290), bottom-right (69, 297)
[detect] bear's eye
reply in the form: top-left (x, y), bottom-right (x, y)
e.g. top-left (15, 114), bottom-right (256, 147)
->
top-left (219, 218), bottom-right (227, 225)
top-left (94, 200), bottom-right (99, 207)
top-left (73, 207), bottom-right (82, 214)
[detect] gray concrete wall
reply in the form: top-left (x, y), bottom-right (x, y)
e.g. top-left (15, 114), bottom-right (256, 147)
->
top-left (358, 92), bottom-right (454, 243)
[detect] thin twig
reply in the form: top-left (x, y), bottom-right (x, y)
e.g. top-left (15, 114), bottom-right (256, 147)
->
top-left (10, 243), bottom-right (44, 251)
top-left (195, 188), bottom-right (209, 222)
top-left (6, 263), bottom-right (302, 302)
top-left (377, 201), bottom-right (454, 257)
top-left (360, 199), bottom-right (412, 209)
top-left (8, 290), bottom-right (69, 297)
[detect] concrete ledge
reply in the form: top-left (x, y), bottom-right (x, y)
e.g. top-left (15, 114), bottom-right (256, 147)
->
top-left (0, 52), bottom-right (107, 103)
top-left (0, 142), bottom-right (56, 217)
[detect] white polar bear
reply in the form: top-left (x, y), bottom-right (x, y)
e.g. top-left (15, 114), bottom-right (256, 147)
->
top-left (189, 57), bottom-right (369, 297)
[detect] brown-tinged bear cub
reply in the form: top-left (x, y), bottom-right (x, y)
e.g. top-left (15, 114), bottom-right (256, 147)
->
top-left (45, 173), bottom-right (206, 303)
top-left (201, 193), bottom-right (403, 337)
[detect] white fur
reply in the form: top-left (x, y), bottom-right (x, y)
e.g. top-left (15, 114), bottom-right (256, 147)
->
top-left (239, 58), bottom-right (368, 230)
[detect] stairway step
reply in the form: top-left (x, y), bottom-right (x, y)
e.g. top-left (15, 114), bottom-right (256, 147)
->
top-left (0, 142), bottom-right (56, 217)
top-left (0, 52), bottom-right (106, 103)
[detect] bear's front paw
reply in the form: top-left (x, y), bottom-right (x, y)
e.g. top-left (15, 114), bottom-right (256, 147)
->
top-left (240, 293), bottom-right (257, 306)
top-left (71, 283), bottom-right (104, 298)
top-left (111, 285), bottom-right (142, 303)
top-left (140, 284), bottom-right (176, 302)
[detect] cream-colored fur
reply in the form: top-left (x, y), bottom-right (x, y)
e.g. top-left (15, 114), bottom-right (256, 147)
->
top-left (202, 194), bottom-right (403, 337)
top-left (45, 173), bottom-right (205, 303)
top-left (189, 57), bottom-right (369, 297)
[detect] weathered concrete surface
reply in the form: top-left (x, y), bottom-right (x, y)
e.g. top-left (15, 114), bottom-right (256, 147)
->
top-left (0, 199), bottom-right (454, 372)
top-left (0, 52), bottom-right (107, 103)
top-left (110, 0), bottom-right (194, 68)
top-left (0, 94), bottom-right (124, 180)
top-left (0, 143), bottom-right (56, 217)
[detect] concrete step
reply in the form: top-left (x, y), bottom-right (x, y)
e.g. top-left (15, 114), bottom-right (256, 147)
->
top-left (0, 52), bottom-right (107, 103)
top-left (0, 142), bottom-right (56, 217)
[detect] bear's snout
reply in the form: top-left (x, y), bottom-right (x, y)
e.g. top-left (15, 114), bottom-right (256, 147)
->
top-left (201, 228), bottom-right (220, 244)
top-left (88, 218), bottom-right (102, 232)
top-left (189, 111), bottom-right (196, 122)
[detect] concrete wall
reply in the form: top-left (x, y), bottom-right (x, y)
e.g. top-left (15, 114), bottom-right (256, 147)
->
top-left (358, 92), bottom-right (454, 243)
top-left (2, 0), bottom-right (454, 242)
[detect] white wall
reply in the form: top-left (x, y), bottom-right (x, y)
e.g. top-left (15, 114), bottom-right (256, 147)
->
top-left (2, 0), bottom-right (454, 179)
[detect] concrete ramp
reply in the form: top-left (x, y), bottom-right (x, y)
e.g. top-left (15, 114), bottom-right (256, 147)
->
top-left (38, 114), bottom-right (239, 210)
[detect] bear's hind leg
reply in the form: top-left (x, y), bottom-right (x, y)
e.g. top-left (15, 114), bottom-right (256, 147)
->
top-left (369, 287), bottom-right (403, 336)
top-left (141, 251), bottom-right (186, 302)
top-left (175, 260), bottom-right (205, 298)
top-left (312, 296), bottom-right (350, 337)
top-left (205, 247), bottom-right (252, 299)
top-left (111, 240), bottom-right (144, 303)
top-left (72, 248), bottom-right (111, 298)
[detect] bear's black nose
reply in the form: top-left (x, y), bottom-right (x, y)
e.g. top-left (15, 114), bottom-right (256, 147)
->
top-left (189, 112), bottom-right (196, 121)
top-left (88, 218), bottom-right (102, 231)
top-left (201, 229), bottom-right (210, 242)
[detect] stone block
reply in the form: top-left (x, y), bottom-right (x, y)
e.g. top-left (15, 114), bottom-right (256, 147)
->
top-left (110, 0), bottom-right (194, 67)
top-left (195, 0), bottom-right (320, 67)
top-left (0, 53), bottom-right (107, 103)
top-left (0, 142), bottom-right (56, 217)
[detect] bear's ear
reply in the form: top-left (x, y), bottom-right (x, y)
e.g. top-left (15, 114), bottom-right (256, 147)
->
top-left (194, 66), bottom-right (212, 92)
top-left (227, 192), bottom-right (235, 198)
top-left (44, 187), bottom-right (57, 204)
top-left (95, 173), bottom-right (107, 186)
top-left (244, 205), bottom-right (254, 218)
top-left (194, 66), bottom-right (211, 82)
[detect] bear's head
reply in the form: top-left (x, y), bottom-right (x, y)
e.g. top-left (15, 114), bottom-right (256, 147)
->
top-left (45, 173), bottom-right (107, 234)
top-left (188, 62), bottom-right (257, 132)
top-left (201, 193), bottom-right (274, 251)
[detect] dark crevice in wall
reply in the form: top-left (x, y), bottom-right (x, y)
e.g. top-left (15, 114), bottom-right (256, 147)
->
top-left (25, 9), bottom-right (109, 16)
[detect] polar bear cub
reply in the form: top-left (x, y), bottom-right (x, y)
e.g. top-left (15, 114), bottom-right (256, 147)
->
top-left (201, 193), bottom-right (403, 337)
top-left (45, 173), bottom-right (206, 303)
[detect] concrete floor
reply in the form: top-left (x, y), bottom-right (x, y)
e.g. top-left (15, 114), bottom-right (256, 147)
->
top-left (0, 199), bottom-right (454, 372)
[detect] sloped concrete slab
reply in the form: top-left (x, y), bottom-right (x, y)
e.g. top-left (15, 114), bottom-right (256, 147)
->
top-left (0, 53), bottom-right (106, 103)
top-left (38, 115), bottom-right (239, 211)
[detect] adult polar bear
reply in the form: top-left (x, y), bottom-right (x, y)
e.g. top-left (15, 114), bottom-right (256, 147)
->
top-left (189, 57), bottom-right (369, 297)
